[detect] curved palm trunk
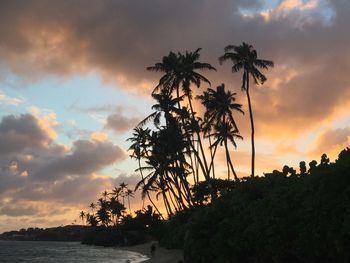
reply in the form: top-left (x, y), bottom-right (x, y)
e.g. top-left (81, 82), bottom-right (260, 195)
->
top-left (224, 140), bottom-right (238, 181)
top-left (127, 196), bottom-right (131, 214)
top-left (246, 71), bottom-right (255, 177)
top-left (208, 134), bottom-right (216, 178)
top-left (138, 159), bottom-right (164, 219)
top-left (208, 143), bottom-right (218, 176)
top-left (187, 95), bottom-right (210, 178)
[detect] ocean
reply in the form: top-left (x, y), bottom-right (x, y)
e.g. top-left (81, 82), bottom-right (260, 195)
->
top-left (0, 240), bottom-right (149, 263)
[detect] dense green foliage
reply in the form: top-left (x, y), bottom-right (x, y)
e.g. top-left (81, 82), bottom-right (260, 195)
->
top-left (158, 149), bottom-right (350, 262)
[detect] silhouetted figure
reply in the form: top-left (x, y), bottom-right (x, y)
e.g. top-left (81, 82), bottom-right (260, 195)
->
top-left (151, 243), bottom-right (156, 257)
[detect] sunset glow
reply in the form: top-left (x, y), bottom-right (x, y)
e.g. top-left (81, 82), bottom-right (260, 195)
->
top-left (0, 0), bottom-right (349, 234)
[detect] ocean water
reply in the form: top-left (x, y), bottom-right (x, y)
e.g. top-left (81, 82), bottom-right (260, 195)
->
top-left (0, 240), bottom-right (149, 263)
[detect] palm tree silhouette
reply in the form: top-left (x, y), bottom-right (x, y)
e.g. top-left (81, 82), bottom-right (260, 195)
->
top-left (97, 197), bottom-right (110, 227)
top-left (210, 120), bottom-right (243, 180)
top-left (126, 189), bottom-right (134, 214)
top-left (198, 84), bottom-right (244, 178)
top-left (101, 190), bottom-right (109, 200)
top-left (111, 186), bottom-right (122, 202)
top-left (89, 202), bottom-right (96, 213)
top-left (147, 49), bottom-right (216, 182)
top-left (219, 42), bottom-right (273, 177)
top-left (137, 90), bottom-right (184, 128)
top-left (109, 196), bottom-right (125, 225)
top-left (128, 127), bottom-right (164, 218)
top-left (79, 211), bottom-right (85, 224)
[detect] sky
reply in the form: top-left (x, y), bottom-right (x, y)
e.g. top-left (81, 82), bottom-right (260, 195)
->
top-left (0, 0), bottom-right (350, 233)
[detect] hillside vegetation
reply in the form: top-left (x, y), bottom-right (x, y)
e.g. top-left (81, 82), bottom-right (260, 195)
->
top-left (158, 149), bottom-right (350, 263)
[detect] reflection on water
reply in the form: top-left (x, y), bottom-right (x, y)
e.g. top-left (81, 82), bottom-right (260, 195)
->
top-left (0, 240), bottom-right (148, 263)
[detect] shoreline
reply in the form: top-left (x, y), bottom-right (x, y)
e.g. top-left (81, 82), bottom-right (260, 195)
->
top-left (122, 241), bottom-right (183, 263)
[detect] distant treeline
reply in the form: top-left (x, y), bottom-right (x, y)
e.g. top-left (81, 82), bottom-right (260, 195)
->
top-left (0, 225), bottom-right (92, 242)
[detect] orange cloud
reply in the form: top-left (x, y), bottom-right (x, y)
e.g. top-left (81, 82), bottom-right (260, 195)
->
top-left (90, 131), bottom-right (108, 142)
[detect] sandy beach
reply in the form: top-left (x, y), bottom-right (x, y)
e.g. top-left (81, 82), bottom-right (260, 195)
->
top-left (122, 241), bottom-right (183, 263)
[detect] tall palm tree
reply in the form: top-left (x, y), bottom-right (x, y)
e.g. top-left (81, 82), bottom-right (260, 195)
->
top-left (147, 49), bottom-right (216, 182)
top-left (198, 84), bottom-right (243, 131)
top-left (127, 127), bottom-right (164, 219)
top-left (219, 42), bottom-right (274, 177)
top-left (111, 186), bottom-right (122, 202)
top-left (109, 196), bottom-right (125, 225)
top-left (198, 84), bottom-right (244, 178)
top-left (119, 182), bottom-right (128, 205)
top-left (126, 189), bottom-right (134, 214)
top-left (101, 190), bottom-right (109, 200)
top-left (137, 90), bottom-right (184, 128)
top-left (210, 120), bottom-right (243, 180)
top-left (96, 197), bottom-right (110, 226)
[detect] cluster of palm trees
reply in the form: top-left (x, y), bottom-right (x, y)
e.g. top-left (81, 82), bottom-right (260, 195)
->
top-left (79, 183), bottom-right (134, 227)
top-left (128, 42), bottom-right (273, 217)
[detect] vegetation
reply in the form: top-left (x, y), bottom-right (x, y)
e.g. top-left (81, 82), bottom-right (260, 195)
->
top-left (0, 225), bottom-right (92, 242)
top-left (79, 183), bottom-right (162, 246)
top-left (8, 43), bottom-right (347, 262)
top-left (219, 42), bottom-right (274, 177)
top-left (159, 148), bottom-right (350, 262)
top-left (129, 43), bottom-right (272, 217)
top-left (124, 43), bottom-right (349, 262)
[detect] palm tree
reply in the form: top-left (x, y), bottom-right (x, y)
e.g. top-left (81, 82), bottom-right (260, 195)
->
top-left (111, 186), bottom-right (122, 202)
top-left (137, 90), bottom-right (185, 128)
top-left (96, 207), bottom-right (110, 227)
top-left (79, 211), bottom-right (85, 224)
top-left (86, 213), bottom-right (98, 227)
top-left (219, 42), bottom-right (273, 177)
top-left (210, 120), bottom-right (243, 180)
top-left (119, 182), bottom-right (128, 205)
top-left (147, 49), bottom-right (216, 182)
top-left (109, 196), bottom-right (125, 225)
top-left (198, 84), bottom-right (244, 178)
top-left (127, 127), bottom-right (164, 218)
top-left (198, 84), bottom-right (243, 131)
top-left (126, 189), bottom-right (134, 214)
top-left (101, 190), bottom-right (109, 200)
top-left (89, 202), bottom-right (96, 213)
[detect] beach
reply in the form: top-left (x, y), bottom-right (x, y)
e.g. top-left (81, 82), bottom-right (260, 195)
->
top-left (123, 242), bottom-right (183, 263)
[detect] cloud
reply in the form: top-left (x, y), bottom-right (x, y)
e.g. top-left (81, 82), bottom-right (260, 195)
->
top-left (105, 113), bottom-right (139, 134)
top-left (0, 90), bottom-right (23, 105)
top-left (90, 131), bottom-right (108, 141)
top-left (0, 114), bottom-right (53, 155)
top-left (0, 113), bottom-right (129, 230)
top-left (0, 203), bottom-right (39, 217)
top-left (0, 0), bottom-right (350, 230)
top-left (0, 0), bottom-right (348, 140)
top-left (309, 127), bottom-right (350, 159)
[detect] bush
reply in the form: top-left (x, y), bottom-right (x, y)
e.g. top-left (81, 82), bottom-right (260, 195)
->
top-left (183, 149), bottom-right (350, 262)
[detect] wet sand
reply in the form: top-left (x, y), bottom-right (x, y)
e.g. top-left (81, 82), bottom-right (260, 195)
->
top-left (122, 241), bottom-right (183, 263)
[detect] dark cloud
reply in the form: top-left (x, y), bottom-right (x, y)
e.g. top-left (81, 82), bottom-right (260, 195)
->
top-left (0, 0), bottom-right (349, 138)
top-left (34, 139), bottom-right (126, 180)
top-left (0, 114), bottom-right (52, 155)
top-left (105, 113), bottom-right (139, 134)
top-left (0, 113), bottom-right (128, 221)
top-left (0, 203), bottom-right (39, 217)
